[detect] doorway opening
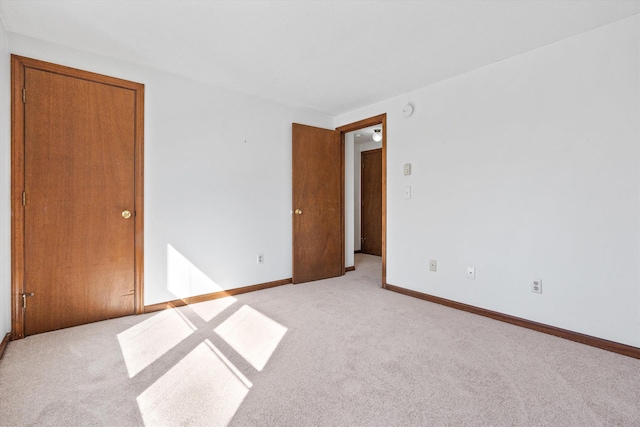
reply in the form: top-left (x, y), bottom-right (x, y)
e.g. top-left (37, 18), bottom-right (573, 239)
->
top-left (338, 115), bottom-right (386, 287)
top-left (291, 114), bottom-right (386, 287)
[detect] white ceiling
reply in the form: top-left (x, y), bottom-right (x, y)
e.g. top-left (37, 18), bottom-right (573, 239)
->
top-left (1, 1), bottom-right (638, 115)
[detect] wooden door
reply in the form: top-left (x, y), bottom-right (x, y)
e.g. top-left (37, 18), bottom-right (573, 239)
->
top-left (361, 149), bottom-right (382, 256)
top-left (12, 56), bottom-right (144, 337)
top-left (292, 123), bottom-right (344, 284)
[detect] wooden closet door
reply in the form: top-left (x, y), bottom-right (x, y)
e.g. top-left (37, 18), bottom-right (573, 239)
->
top-left (361, 149), bottom-right (382, 256)
top-left (21, 64), bottom-right (138, 335)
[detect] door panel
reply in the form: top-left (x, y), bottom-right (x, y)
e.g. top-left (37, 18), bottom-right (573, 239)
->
top-left (292, 123), bottom-right (343, 284)
top-left (361, 149), bottom-right (382, 256)
top-left (23, 67), bottom-right (136, 335)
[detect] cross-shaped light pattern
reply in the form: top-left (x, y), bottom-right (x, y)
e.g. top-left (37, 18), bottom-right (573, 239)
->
top-left (117, 244), bottom-right (288, 426)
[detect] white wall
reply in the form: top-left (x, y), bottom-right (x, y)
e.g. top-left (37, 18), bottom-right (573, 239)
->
top-left (4, 34), bottom-right (333, 308)
top-left (0, 18), bottom-right (10, 337)
top-left (336, 15), bottom-right (640, 347)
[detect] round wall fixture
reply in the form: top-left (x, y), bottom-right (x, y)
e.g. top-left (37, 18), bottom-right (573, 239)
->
top-left (402, 103), bottom-right (414, 117)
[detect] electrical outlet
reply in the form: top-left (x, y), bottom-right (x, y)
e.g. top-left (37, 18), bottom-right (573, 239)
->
top-left (532, 278), bottom-right (542, 293)
top-left (257, 254), bottom-right (264, 264)
top-left (429, 259), bottom-right (437, 272)
top-left (467, 267), bottom-right (475, 279)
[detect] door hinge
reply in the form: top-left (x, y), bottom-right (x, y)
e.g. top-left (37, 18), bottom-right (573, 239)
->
top-left (22, 191), bottom-right (26, 206)
top-left (22, 88), bottom-right (26, 104)
top-left (22, 292), bottom-right (34, 308)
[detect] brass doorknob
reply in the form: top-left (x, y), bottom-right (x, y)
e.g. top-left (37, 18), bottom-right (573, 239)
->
top-left (294, 209), bottom-right (303, 215)
top-left (122, 210), bottom-right (132, 219)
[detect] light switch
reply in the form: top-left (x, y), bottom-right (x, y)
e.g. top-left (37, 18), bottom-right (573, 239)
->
top-left (404, 186), bottom-right (412, 199)
top-left (403, 163), bottom-right (411, 175)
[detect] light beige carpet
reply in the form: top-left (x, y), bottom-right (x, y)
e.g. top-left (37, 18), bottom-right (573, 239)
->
top-left (1, 254), bottom-right (639, 426)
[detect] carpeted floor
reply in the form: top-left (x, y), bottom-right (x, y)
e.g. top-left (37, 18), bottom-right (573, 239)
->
top-left (1, 253), bottom-right (639, 426)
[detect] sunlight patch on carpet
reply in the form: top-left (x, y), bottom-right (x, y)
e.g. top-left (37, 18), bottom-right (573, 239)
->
top-left (189, 296), bottom-right (237, 322)
top-left (137, 341), bottom-right (249, 427)
top-left (214, 305), bottom-right (287, 371)
top-left (118, 309), bottom-right (195, 378)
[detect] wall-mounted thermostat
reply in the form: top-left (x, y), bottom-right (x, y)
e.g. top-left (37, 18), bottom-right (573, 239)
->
top-left (403, 103), bottom-right (414, 117)
top-left (403, 163), bottom-right (411, 175)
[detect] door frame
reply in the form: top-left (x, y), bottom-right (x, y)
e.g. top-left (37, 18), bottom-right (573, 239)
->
top-left (337, 114), bottom-right (387, 288)
top-left (10, 55), bottom-right (145, 339)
